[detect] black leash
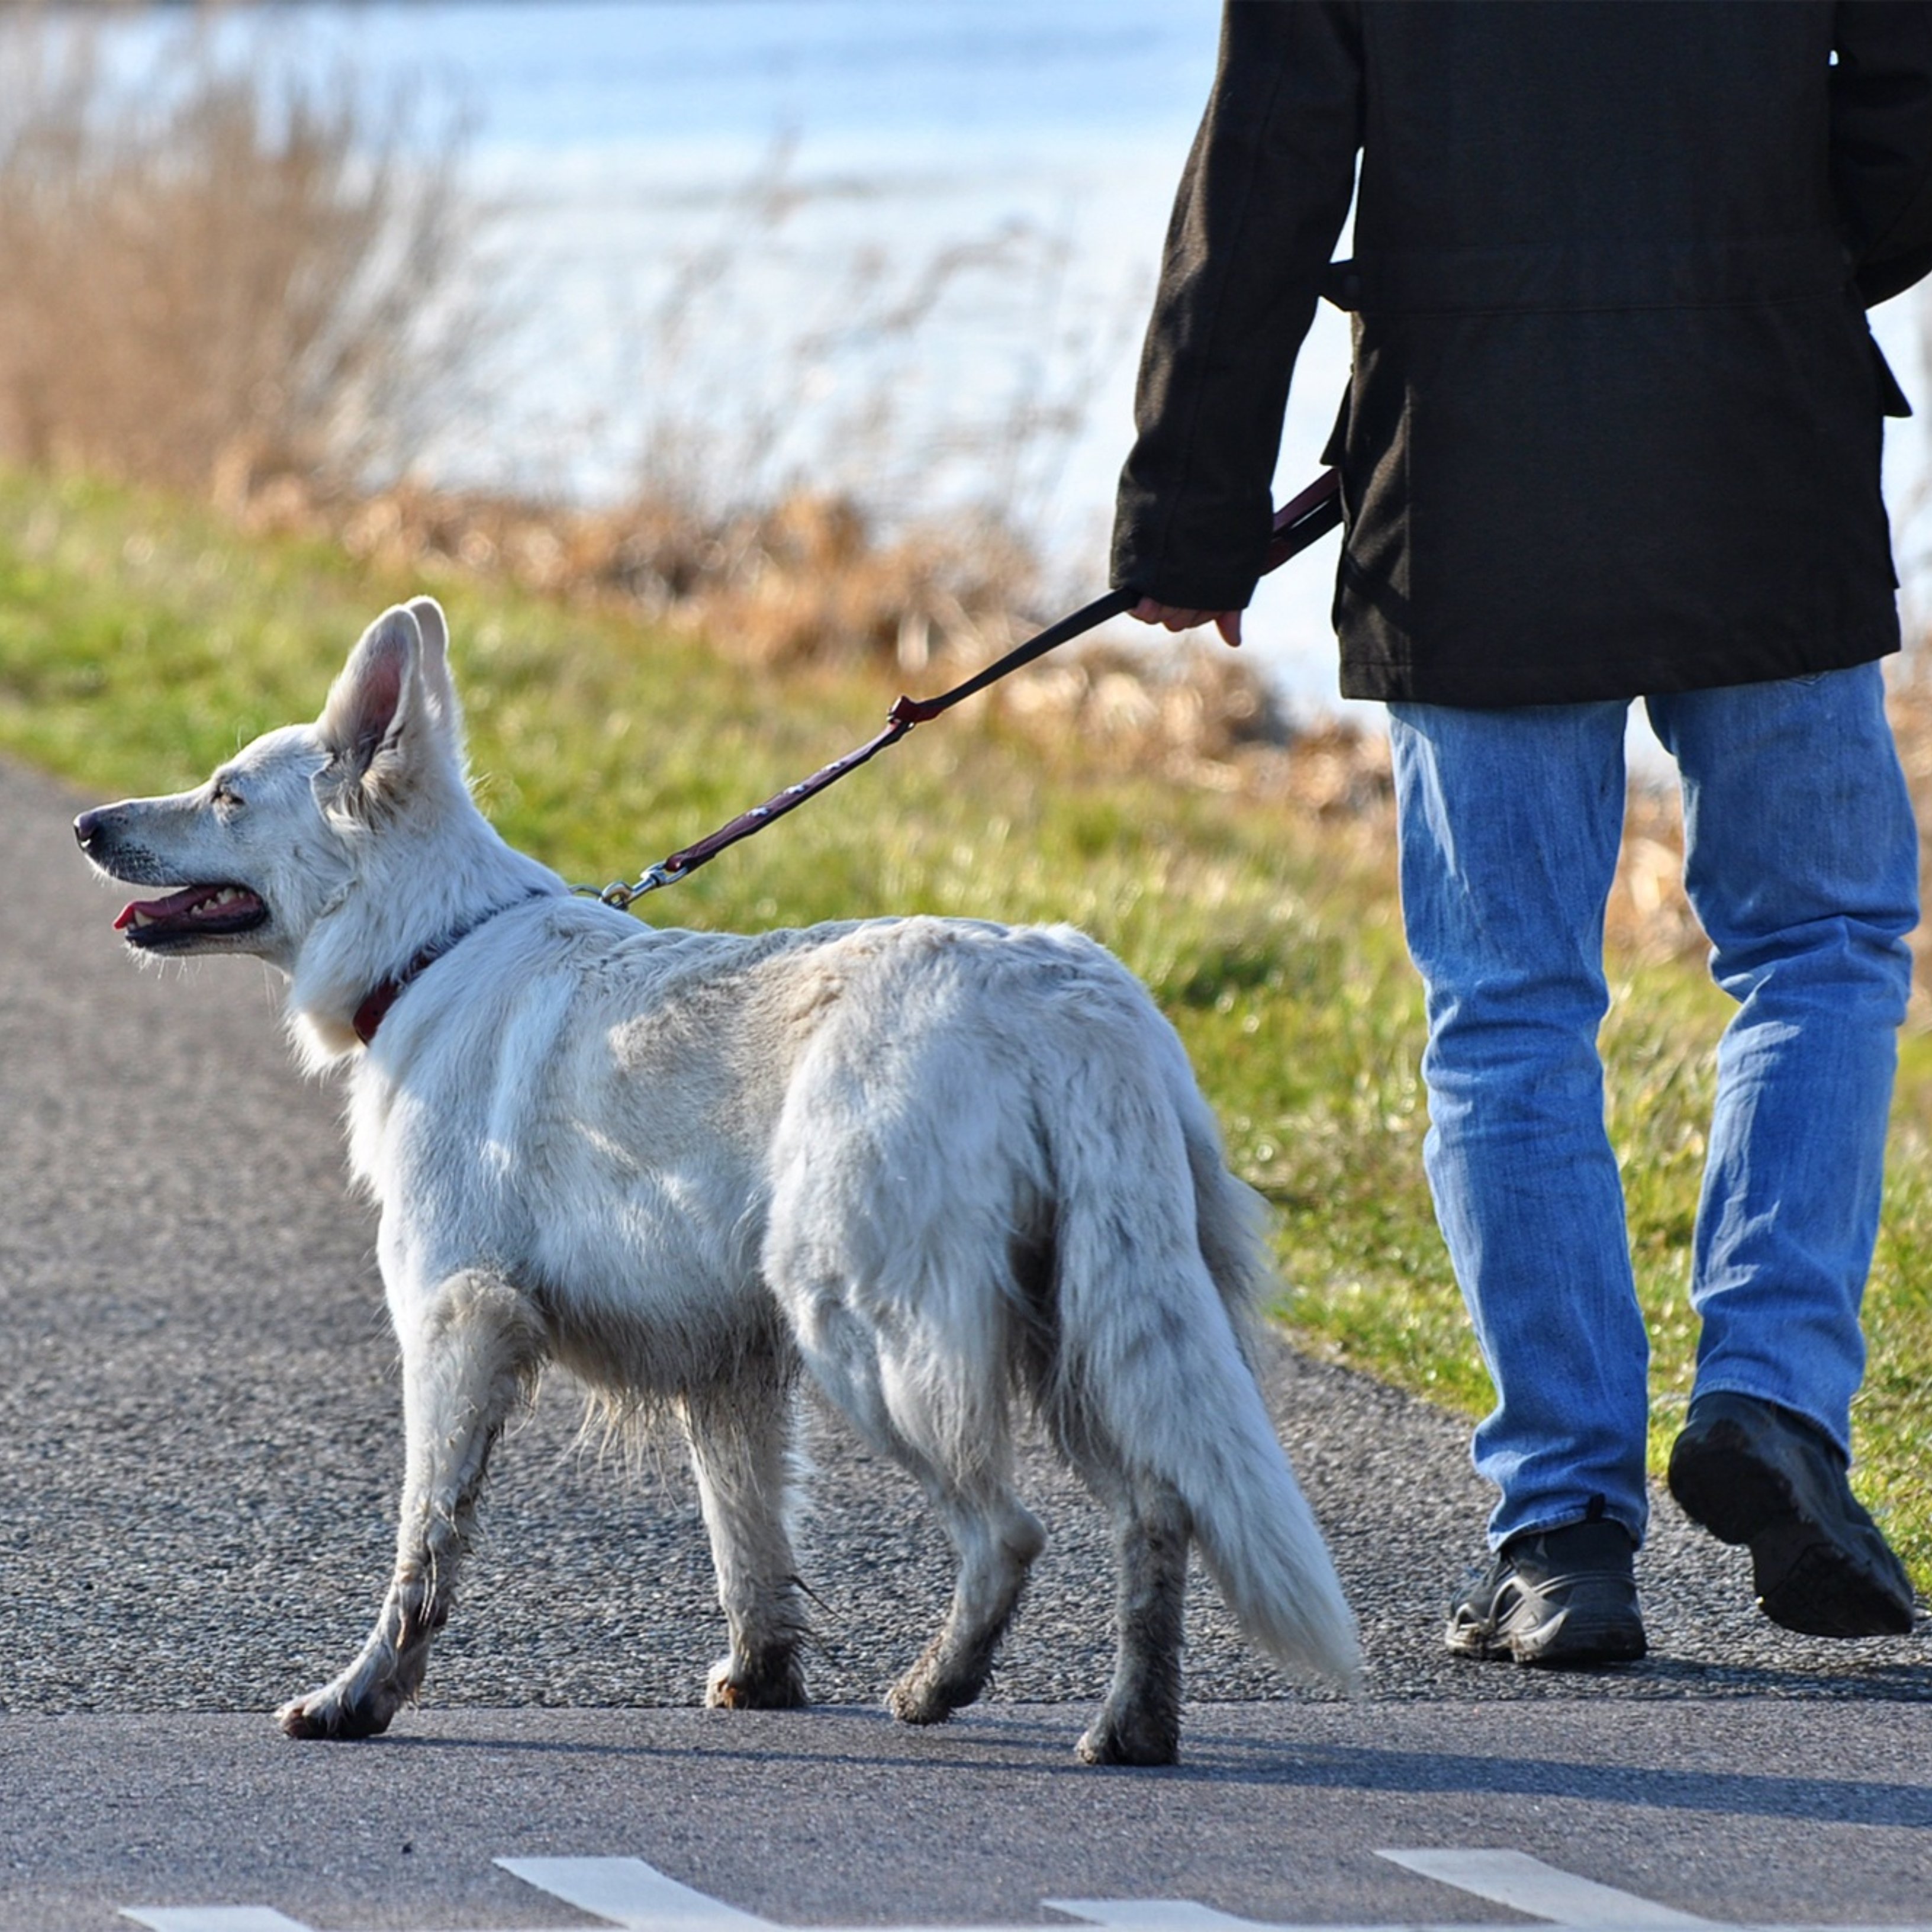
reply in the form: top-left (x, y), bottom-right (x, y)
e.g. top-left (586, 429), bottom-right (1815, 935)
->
top-left (585, 469), bottom-right (1342, 909)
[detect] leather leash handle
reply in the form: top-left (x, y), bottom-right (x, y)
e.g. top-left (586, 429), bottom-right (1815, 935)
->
top-left (593, 469), bottom-right (1343, 904)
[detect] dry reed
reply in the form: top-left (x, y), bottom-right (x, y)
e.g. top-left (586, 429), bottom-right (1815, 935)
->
top-left (0, 5), bottom-right (482, 501)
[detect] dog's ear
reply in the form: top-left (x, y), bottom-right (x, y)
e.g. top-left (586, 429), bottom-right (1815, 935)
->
top-left (404, 595), bottom-right (461, 731)
top-left (321, 606), bottom-right (418, 771)
top-left (318, 605), bottom-right (442, 808)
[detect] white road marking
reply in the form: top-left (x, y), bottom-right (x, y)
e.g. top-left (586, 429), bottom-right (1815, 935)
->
top-left (495, 1856), bottom-right (774, 1931)
top-left (121, 1912), bottom-right (315, 1932)
top-left (1378, 1849), bottom-right (1717, 1927)
top-left (120, 1849), bottom-right (1932, 1932)
top-left (1046, 1906), bottom-right (1260, 1930)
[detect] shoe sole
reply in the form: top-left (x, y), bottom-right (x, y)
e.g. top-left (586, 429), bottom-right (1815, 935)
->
top-left (1668, 1419), bottom-right (1915, 1639)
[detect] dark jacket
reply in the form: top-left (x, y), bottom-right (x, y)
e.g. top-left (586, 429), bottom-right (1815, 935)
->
top-left (1112, 1), bottom-right (1932, 706)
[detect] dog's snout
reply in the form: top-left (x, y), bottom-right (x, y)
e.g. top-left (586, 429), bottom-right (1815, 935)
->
top-left (73, 806), bottom-right (131, 859)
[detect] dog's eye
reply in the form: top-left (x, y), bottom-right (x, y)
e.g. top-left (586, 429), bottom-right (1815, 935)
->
top-left (212, 784), bottom-right (245, 812)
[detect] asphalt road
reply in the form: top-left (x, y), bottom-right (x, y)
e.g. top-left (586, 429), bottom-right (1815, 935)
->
top-left (2, 752), bottom-right (1929, 1931)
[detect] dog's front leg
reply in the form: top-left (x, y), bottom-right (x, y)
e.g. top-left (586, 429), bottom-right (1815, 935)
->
top-left (680, 1362), bottom-right (811, 1710)
top-left (278, 1270), bottom-right (542, 1740)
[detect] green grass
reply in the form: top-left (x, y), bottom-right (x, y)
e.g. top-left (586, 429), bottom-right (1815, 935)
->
top-left (5, 468), bottom-right (1928, 1583)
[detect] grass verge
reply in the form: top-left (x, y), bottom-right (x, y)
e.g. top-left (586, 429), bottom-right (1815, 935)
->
top-left (3, 468), bottom-right (1927, 1585)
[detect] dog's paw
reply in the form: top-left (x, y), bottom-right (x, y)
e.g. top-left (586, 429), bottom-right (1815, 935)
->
top-left (276, 1686), bottom-right (397, 1741)
top-left (887, 1686), bottom-right (950, 1725)
top-left (705, 1653), bottom-right (808, 1711)
top-left (1074, 1711), bottom-right (1178, 1767)
top-left (887, 1669), bottom-right (968, 1726)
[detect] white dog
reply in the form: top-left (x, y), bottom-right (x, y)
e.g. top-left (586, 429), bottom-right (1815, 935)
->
top-left (75, 597), bottom-right (1358, 1763)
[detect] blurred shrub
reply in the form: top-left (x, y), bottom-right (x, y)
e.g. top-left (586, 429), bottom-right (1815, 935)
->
top-left (0, 5), bottom-right (482, 501)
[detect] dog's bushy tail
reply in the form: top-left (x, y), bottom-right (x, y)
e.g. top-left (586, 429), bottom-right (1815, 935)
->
top-left (1045, 1021), bottom-right (1361, 1693)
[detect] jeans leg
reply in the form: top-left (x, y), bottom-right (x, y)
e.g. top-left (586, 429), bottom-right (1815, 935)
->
top-left (1646, 665), bottom-right (1918, 1460)
top-left (1389, 701), bottom-right (1650, 1548)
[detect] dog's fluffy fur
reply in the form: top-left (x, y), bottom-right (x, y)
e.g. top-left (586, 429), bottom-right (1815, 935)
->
top-left (76, 598), bottom-right (1358, 1763)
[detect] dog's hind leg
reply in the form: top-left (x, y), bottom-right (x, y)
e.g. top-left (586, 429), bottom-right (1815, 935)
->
top-left (680, 1360), bottom-right (811, 1711)
top-left (278, 1270), bottom-right (541, 1740)
top-left (886, 1461), bottom-right (1046, 1726)
top-left (1044, 1399), bottom-right (1191, 1766)
top-left (1075, 1480), bottom-right (1190, 1766)
top-left (797, 1312), bottom-right (1044, 1725)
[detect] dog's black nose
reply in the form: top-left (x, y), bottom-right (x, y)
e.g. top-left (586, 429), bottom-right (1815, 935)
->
top-left (74, 809), bottom-right (105, 851)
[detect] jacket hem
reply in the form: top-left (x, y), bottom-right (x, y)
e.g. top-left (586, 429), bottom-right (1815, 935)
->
top-left (1339, 635), bottom-right (1901, 709)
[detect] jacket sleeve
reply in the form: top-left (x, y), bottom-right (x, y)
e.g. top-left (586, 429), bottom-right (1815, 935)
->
top-left (1834, 1), bottom-right (1932, 307)
top-left (1111, 0), bottom-right (1361, 611)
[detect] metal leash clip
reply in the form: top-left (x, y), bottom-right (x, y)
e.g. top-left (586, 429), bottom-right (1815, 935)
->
top-left (577, 862), bottom-right (681, 910)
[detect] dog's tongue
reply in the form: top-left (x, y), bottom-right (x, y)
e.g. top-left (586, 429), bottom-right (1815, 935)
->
top-left (114, 885), bottom-right (217, 931)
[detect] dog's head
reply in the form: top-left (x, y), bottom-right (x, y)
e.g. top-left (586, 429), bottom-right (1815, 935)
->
top-left (75, 595), bottom-right (473, 980)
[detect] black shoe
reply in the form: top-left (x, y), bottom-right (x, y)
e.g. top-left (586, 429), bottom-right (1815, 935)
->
top-left (1445, 1519), bottom-right (1647, 1667)
top-left (1667, 1391), bottom-right (1917, 1638)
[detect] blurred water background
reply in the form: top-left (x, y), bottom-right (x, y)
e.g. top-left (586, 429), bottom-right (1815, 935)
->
top-left (82, 1), bottom-right (1932, 718)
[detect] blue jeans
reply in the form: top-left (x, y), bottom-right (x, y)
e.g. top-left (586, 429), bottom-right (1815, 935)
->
top-left (1389, 665), bottom-right (1918, 1549)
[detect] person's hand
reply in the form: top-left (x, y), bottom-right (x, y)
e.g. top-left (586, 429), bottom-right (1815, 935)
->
top-left (1129, 598), bottom-right (1243, 648)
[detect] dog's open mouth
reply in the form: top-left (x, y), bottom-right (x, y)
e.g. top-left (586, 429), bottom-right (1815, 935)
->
top-left (114, 883), bottom-right (269, 947)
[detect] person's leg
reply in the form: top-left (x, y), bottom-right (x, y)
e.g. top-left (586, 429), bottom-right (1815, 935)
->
top-left (1389, 700), bottom-right (1650, 1551)
top-left (1647, 665), bottom-right (1918, 1635)
top-left (1647, 664), bottom-right (1917, 1450)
